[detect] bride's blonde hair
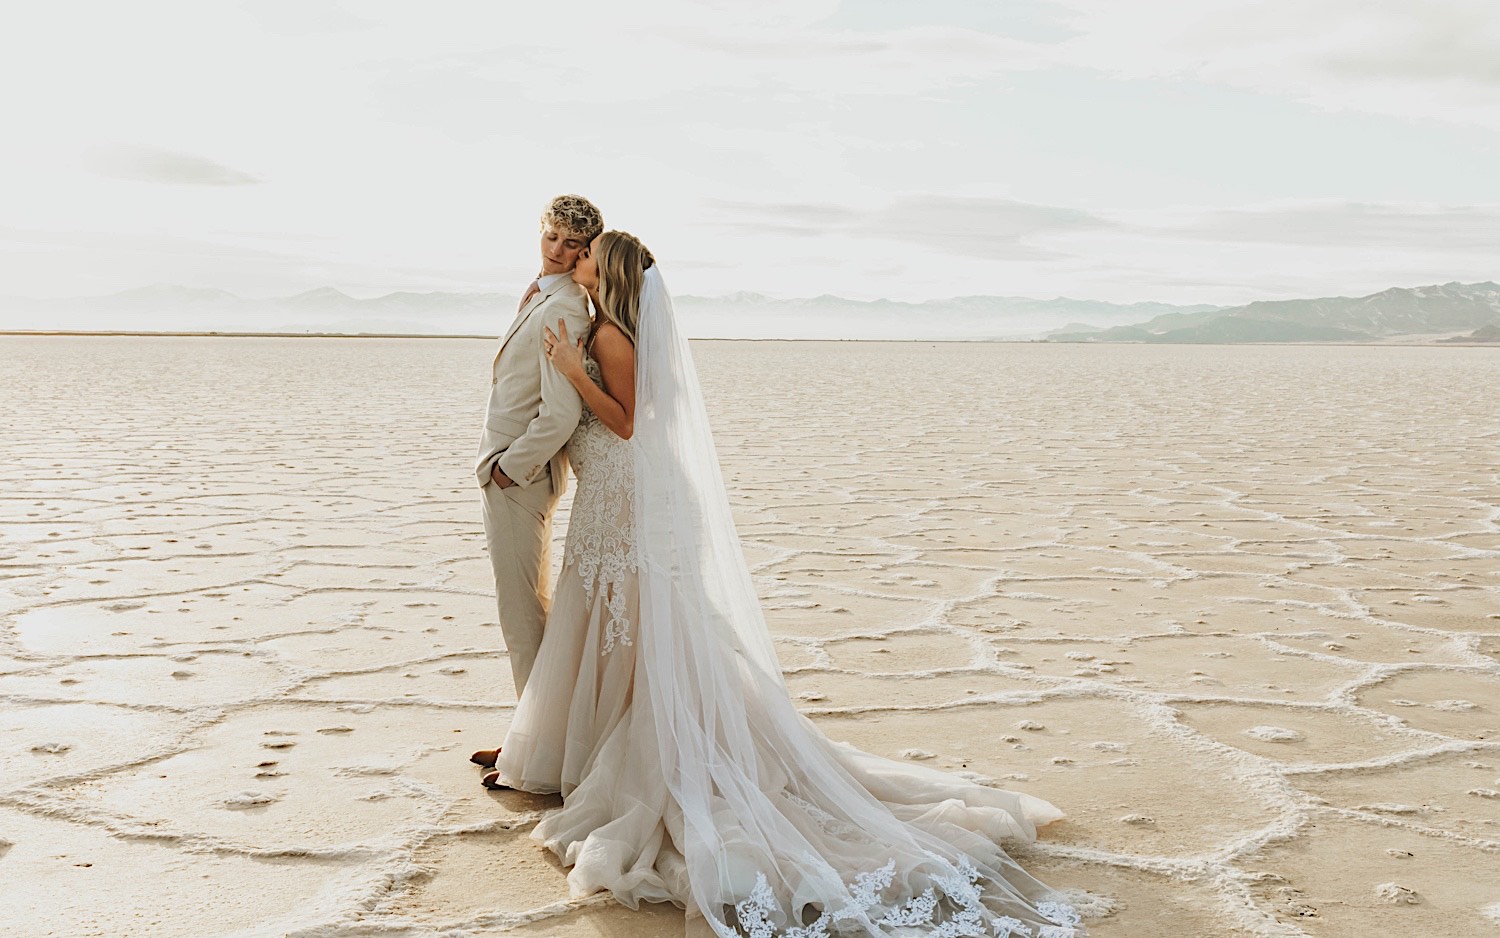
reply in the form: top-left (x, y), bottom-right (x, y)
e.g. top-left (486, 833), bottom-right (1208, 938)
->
top-left (593, 230), bottom-right (654, 345)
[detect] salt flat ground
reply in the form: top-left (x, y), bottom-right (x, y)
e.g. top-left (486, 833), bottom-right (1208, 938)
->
top-left (1, 336), bottom-right (1498, 938)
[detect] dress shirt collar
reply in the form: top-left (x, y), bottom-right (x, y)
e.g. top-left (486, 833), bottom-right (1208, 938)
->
top-left (537, 271), bottom-right (570, 293)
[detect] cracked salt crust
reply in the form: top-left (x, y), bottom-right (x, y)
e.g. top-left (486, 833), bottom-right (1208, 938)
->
top-left (2, 336), bottom-right (1498, 937)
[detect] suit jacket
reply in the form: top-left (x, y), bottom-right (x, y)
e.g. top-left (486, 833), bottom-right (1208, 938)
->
top-left (475, 273), bottom-right (593, 497)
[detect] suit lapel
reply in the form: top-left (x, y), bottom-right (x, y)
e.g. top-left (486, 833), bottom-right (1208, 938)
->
top-left (492, 273), bottom-right (575, 371)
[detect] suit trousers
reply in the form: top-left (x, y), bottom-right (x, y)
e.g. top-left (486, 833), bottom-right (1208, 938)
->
top-left (480, 472), bottom-right (558, 696)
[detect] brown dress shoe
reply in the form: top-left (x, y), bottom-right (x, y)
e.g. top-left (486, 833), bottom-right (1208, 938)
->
top-left (469, 748), bottom-right (500, 768)
top-left (480, 769), bottom-right (510, 790)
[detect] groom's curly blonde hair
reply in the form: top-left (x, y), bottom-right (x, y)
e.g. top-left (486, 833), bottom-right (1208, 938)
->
top-left (540, 194), bottom-right (604, 242)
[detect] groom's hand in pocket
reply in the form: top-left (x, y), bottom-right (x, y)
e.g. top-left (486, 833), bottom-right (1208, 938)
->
top-left (490, 462), bottom-right (516, 488)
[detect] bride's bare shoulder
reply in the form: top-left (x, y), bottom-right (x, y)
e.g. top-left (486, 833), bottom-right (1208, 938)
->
top-left (591, 321), bottom-right (635, 358)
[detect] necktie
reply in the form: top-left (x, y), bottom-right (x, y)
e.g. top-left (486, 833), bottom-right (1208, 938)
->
top-left (517, 280), bottom-right (540, 312)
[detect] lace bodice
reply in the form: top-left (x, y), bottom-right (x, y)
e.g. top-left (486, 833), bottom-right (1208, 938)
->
top-left (564, 355), bottom-right (636, 654)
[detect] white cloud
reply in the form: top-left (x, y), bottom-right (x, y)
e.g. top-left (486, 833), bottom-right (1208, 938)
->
top-left (1050, 0), bottom-right (1500, 127)
top-left (712, 196), bottom-right (1111, 260)
top-left (1158, 200), bottom-right (1500, 249)
top-left (84, 145), bottom-right (263, 186)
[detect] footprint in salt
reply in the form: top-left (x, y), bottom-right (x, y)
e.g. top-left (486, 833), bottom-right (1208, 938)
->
top-left (1242, 725), bottom-right (1303, 742)
top-left (334, 765), bottom-right (398, 777)
top-left (30, 742), bottom-right (72, 755)
top-left (1373, 883), bottom-right (1420, 905)
top-left (317, 726), bottom-right (355, 735)
top-left (222, 791), bottom-right (278, 810)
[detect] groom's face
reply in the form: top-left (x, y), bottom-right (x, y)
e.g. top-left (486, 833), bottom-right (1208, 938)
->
top-left (540, 226), bottom-right (588, 276)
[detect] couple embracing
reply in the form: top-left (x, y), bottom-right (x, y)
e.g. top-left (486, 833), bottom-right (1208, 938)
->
top-left (471, 194), bottom-right (1083, 938)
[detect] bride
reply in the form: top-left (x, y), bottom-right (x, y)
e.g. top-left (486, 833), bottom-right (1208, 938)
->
top-left (474, 231), bottom-right (1083, 938)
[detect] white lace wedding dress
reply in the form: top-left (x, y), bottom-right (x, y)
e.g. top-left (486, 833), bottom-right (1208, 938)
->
top-left (492, 355), bottom-right (645, 797)
top-left (491, 275), bottom-right (1083, 938)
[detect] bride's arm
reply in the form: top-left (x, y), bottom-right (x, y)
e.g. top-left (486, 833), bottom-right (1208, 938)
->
top-left (545, 320), bottom-right (636, 440)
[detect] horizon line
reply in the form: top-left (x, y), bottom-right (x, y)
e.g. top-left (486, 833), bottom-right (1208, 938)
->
top-left (5, 277), bottom-right (1498, 308)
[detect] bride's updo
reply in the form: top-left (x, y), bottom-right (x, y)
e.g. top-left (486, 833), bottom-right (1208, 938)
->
top-left (594, 230), bottom-right (654, 344)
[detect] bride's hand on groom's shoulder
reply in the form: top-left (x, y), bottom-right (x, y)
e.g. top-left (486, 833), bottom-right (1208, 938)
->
top-left (543, 319), bottom-right (587, 381)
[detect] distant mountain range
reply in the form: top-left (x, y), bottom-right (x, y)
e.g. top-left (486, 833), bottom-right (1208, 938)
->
top-left (671, 293), bottom-right (1226, 340)
top-left (1048, 281), bottom-right (1500, 344)
top-left (0, 285), bottom-right (1225, 340)
top-left (0, 285), bottom-right (513, 336)
top-left (2, 281), bottom-right (1497, 343)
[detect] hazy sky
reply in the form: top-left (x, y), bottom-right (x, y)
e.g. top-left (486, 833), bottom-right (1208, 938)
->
top-left (2, 0), bottom-right (1497, 308)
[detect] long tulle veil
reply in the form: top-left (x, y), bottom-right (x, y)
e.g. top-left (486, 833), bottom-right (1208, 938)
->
top-left (631, 265), bottom-right (1082, 937)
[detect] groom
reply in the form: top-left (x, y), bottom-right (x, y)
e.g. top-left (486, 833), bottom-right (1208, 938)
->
top-left (476, 194), bottom-right (603, 713)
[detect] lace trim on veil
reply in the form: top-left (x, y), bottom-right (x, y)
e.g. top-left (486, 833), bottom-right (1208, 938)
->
top-left (716, 855), bottom-right (1081, 937)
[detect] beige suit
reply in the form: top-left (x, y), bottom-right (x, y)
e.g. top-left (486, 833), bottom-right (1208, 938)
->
top-left (476, 273), bottom-right (592, 694)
